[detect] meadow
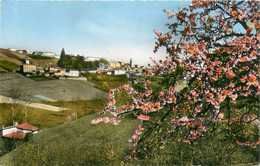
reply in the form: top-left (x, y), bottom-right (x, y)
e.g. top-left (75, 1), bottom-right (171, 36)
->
top-left (0, 61), bottom-right (19, 72)
top-left (0, 98), bottom-right (109, 128)
top-left (83, 73), bottom-right (129, 92)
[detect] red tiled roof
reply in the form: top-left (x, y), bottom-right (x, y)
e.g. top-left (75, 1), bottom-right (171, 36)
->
top-left (3, 131), bottom-right (26, 139)
top-left (96, 70), bottom-right (111, 73)
top-left (49, 70), bottom-right (59, 73)
top-left (16, 123), bottom-right (39, 131)
top-left (22, 64), bottom-right (36, 66)
top-left (110, 68), bottom-right (121, 71)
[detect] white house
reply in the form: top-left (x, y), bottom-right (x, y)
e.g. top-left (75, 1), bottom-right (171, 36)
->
top-left (65, 69), bottom-right (80, 77)
top-left (16, 50), bottom-right (29, 54)
top-left (111, 69), bottom-right (126, 75)
top-left (84, 56), bottom-right (101, 62)
top-left (33, 51), bottom-right (57, 58)
top-left (8, 48), bottom-right (16, 52)
top-left (0, 123), bottom-right (39, 139)
top-left (42, 52), bottom-right (57, 57)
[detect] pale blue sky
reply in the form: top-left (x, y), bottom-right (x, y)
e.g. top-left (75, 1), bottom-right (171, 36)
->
top-left (0, 0), bottom-right (190, 65)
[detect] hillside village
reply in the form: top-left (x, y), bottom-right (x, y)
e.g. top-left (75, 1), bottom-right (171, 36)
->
top-left (8, 48), bottom-right (152, 82)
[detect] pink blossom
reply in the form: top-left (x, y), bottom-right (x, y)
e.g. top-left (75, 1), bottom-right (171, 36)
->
top-left (179, 116), bottom-right (190, 122)
top-left (227, 72), bottom-right (236, 78)
top-left (217, 113), bottom-right (224, 120)
top-left (183, 139), bottom-right (190, 143)
top-left (249, 75), bottom-right (256, 81)
top-left (163, 9), bottom-right (175, 18)
top-left (229, 93), bottom-right (238, 101)
top-left (154, 29), bottom-right (162, 37)
top-left (132, 134), bottom-right (140, 140)
top-left (102, 117), bottom-right (110, 123)
top-left (229, 83), bottom-right (235, 88)
top-left (137, 114), bottom-right (150, 121)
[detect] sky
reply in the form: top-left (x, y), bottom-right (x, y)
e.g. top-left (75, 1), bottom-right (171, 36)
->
top-left (0, 0), bottom-right (191, 66)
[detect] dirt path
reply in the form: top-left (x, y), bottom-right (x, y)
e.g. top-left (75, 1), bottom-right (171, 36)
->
top-left (0, 95), bottom-right (67, 112)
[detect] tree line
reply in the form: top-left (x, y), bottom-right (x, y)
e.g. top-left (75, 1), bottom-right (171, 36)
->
top-left (57, 48), bottom-right (109, 70)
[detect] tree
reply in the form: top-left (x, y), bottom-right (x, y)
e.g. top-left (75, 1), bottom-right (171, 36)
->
top-left (57, 48), bottom-right (66, 67)
top-left (6, 85), bottom-right (32, 125)
top-left (92, 0), bottom-right (259, 163)
top-left (99, 58), bottom-right (109, 65)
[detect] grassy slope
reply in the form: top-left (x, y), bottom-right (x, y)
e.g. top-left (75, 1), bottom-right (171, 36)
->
top-left (83, 73), bottom-right (129, 92)
top-left (0, 61), bottom-right (19, 71)
top-left (0, 48), bottom-right (58, 67)
top-left (27, 54), bottom-right (54, 60)
top-left (0, 74), bottom-right (133, 165)
top-left (0, 98), bottom-right (109, 128)
top-left (0, 112), bottom-right (140, 165)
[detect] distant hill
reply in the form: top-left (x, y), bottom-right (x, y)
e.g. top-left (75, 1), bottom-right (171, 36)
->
top-left (0, 48), bottom-right (59, 71)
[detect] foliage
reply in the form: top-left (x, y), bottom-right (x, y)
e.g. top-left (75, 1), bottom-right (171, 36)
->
top-left (57, 48), bottom-right (109, 70)
top-left (91, 0), bottom-right (260, 164)
top-left (83, 73), bottom-right (129, 92)
top-left (132, 122), bottom-right (259, 165)
top-left (57, 48), bottom-right (66, 67)
top-left (0, 60), bottom-right (19, 71)
top-left (27, 54), bottom-right (54, 60)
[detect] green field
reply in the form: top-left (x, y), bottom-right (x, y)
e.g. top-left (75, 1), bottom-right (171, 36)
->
top-left (0, 98), bottom-right (109, 128)
top-left (83, 73), bottom-right (129, 92)
top-left (27, 54), bottom-right (55, 60)
top-left (0, 66), bottom-right (8, 72)
top-left (0, 60), bottom-right (19, 71)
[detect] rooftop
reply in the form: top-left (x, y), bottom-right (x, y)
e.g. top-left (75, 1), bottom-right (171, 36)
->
top-left (3, 131), bottom-right (26, 139)
top-left (16, 123), bottom-right (39, 131)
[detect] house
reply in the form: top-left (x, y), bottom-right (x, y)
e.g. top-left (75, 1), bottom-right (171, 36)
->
top-left (50, 69), bottom-right (66, 77)
top-left (32, 51), bottom-right (57, 58)
top-left (8, 48), bottom-right (16, 52)
top-left (24, 59), bottom-right (30, 64)
top-left (65, 69), bottom-right (80, 77)
top-left (96, 69), bottom-right (112, 75)
top-left (110, 68), bottom-right (126, 75)
top-left (0, 123), bottom-right (39, 139)
top-left (20, 64), bottom-right (37, 74)
top-left (84, 56), bottom-right (101, 62)
top-left (96, 68), bottom-right (126, 75)
top-left (109, 62), bottom-right (121, 69)
top-left (16, 50), bottom-right (29, 54)
top-left (36, 66), bottom-right (45, 74)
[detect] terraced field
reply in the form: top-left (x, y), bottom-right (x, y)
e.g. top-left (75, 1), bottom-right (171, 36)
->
top-left (0, 73), bottom-right (108, 101)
